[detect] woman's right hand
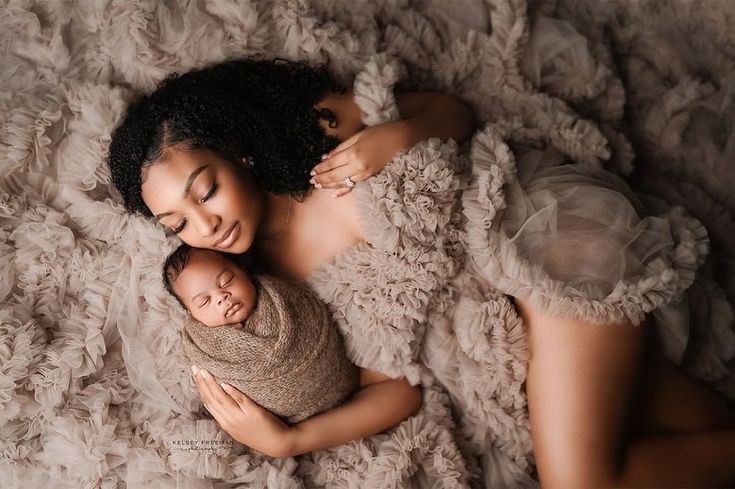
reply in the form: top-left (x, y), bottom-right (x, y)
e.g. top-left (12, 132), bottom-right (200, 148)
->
top-left (311, 91), bottom-right (474, 197)
top-left (191, 366), bottom-right (295, 458)
top-left (309, 120), bottom-right (413, 196)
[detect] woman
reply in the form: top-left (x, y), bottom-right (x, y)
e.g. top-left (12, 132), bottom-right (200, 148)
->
top-left (108, 58), bottom-right (735, 487)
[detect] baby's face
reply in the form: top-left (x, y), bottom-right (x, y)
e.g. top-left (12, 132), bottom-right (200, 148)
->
top-left (172, 249), bottom-right (256, 327)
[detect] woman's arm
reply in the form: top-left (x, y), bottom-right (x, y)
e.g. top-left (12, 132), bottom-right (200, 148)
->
top-left (287, 370), bottom-right (422, 456)
top-left (191, 365), bottom-right (422, 458)
top-left (395, 91), bottom-right (476, 145)
top-left (311, 90), bottom-right (475, 194)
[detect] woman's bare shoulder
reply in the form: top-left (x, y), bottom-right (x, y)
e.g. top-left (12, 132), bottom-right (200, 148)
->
top-left (260, 190), bottom-right (364, 280)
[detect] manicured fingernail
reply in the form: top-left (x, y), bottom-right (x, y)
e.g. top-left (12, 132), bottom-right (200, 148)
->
top-left (321, 154), bottom-right (328, 160)
top-left (191, 365), bottom-right (199, 376)
top-left (310, 170), bottom-right (316, 176)
top-left (314, 183), bottom-right (322, 189)
top-left (309, 178), bottom-right (315, 184)
top-left (200, 369), bottom-right (209, 379)
top-left (220, 382), bottom-right (228, 390)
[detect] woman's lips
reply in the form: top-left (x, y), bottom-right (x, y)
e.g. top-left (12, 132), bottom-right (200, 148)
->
top-left (215, 222), bottom-right (240, 249)
top-left (225, 302), bottom-right (242, 318)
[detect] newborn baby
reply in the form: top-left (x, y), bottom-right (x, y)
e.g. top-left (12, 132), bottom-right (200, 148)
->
top-left (163, 244), bottom-right (361, 423)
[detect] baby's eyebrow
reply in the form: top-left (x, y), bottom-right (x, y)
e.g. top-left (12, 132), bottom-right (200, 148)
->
top-left (213, 269), bottom-right (228, 284)
top-left (191, 268), bottom-right (229, 303)
top-left (191, 291), bottom-right (203, 303)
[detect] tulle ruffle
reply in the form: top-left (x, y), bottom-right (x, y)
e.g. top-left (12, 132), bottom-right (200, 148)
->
top-left (463, 124), bottom-right (710, 332)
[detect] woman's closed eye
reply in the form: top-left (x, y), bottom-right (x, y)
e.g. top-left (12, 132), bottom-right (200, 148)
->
top-left (171, 219), bottom-right (187, 235)
top-left (168, 182), bottom-right (218, 234)
top-left (200, 182), bottom-right (218, 204)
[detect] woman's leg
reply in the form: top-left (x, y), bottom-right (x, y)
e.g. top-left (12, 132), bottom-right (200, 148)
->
top-left (515, 296), bottom-right (735, 488)
top-left (629, 323), bottom-right (735, 436)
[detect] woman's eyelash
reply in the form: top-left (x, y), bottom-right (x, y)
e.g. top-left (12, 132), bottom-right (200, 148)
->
top-left (169, 182), bottom-right (217, 234)
top-left (200, 182), bottom-right (218, 203)
top-left (172, 219), bottom-right (187, 234)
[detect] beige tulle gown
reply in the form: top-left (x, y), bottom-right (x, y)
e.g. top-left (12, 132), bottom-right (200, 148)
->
top-left (299, 58), bottom-right (733, 487)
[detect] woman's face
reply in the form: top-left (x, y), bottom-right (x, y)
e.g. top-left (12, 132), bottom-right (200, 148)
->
top-left (141, 146), bottom-right (263, 254)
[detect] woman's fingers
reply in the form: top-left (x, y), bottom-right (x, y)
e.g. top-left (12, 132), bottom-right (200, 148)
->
top-left (312, 166), bottom-right (366, 189)
top-left (192, 367), bottom-right (238, 424)
top-left (310, 150), bottom-right (368, 188)
top-left (311, 134), bottom-right (360, 174)
top-left (310, 162), bottom-right (351, 187)
top-left (310, 149), bottom-right (353, 183)
top-left (221, 383), bottom-right (255, 414)
top-left (310, 154), bottom-right (349, 176)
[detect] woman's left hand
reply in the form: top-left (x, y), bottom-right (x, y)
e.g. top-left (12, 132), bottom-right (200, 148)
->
top-left (192, 366), bottom-right (294, 458)
top-left (309, 120), bottom-right (411, 197)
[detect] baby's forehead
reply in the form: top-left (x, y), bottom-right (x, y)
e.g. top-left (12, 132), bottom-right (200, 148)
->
top-left (173, 249), bottom-right (231, 292)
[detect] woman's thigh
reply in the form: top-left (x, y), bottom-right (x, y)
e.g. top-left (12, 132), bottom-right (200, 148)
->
top-left (514, 296), bottom-right (649, 487)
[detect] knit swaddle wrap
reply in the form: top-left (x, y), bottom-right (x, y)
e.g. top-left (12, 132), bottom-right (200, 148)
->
top-left (181, 275), bottom-right (360, 423)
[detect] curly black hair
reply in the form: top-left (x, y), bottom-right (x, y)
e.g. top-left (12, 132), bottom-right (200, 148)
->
top-left (107, 57), bottom-right (344, 216)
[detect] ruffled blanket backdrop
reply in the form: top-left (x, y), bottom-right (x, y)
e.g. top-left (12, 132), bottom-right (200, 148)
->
top-left (1, 0), bottom-right (734, 487)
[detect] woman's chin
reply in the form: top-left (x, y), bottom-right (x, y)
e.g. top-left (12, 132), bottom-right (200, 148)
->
top-left (223, 233), bottom-right (253, 255)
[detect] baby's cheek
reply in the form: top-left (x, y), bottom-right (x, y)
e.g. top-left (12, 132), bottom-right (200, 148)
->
top-left (192, 310), bottom-right (216, 328)
top-left (236, 277), bottom-right (257, 312)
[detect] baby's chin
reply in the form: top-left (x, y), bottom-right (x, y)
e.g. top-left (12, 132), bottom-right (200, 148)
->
top-left (216, 322), bottom-right (243, 329)
top-left (201, 320), bottom-right (243, 329)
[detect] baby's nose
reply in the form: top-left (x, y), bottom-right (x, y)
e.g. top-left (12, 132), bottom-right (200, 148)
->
top-left (217, 291), bottom-right (231, 305)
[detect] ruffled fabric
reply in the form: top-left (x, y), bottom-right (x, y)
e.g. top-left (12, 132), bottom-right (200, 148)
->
top-left (308, 48), bottom-right (733, 487)
top-left (459, 122), bottom-right (735, 380)
top-left (308, 136), bottom-right (468, 385)
top-left (306, 62), bottom-right (536, 487)
top-left (463, 123), bottom-right (711, 330)
top-left (353, 53), bottom-right (407, 126)
top-left (299, 404), bottom-right (472, 488)
top-left (3, 0), bottom-right (735, 486)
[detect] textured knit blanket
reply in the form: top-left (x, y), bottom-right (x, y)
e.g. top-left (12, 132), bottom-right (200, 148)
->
top-left (181, 275), bottom-right (360, 425)
top-left (1, 0), bottom-right (734, 488)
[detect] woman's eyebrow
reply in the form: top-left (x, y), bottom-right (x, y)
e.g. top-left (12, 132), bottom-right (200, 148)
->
top-left (182, 165), bottom-right (209, 198)
top-left (154, 164), bottom-right (209, 220)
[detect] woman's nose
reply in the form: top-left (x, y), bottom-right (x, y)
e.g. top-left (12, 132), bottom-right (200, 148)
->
top-left (191, 208), bottom-right (220, 237)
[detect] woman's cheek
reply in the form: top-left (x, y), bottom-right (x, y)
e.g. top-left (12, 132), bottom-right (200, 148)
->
top-left (180, 229), bottom-right (208, 250)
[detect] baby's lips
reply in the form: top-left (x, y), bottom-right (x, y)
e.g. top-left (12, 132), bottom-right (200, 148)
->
top-left (225, 301), bottom-right (242, 318)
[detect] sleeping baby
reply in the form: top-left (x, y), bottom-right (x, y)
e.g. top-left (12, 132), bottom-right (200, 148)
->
top-left (162, 244), bottom-right (422, 440)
